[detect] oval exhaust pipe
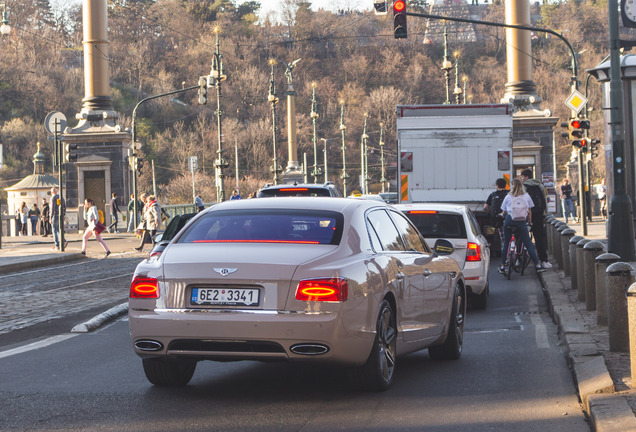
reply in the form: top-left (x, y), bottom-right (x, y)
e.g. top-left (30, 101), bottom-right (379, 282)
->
top-left (135, 339), bottom-right (164, 352)
top-left (290, 343), bottom-right (329, 355)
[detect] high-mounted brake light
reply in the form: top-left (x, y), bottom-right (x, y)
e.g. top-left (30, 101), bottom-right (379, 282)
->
top-left (296, 278), bottom-right (348, 302)
top-left (130, 276), bottom-right (159, 298)
top-left (280, 188), bottom-right (309, 192)
top-left (466, 242), bottom-right (481, 262)
top-left (408, 210), bottom-right (438, 214)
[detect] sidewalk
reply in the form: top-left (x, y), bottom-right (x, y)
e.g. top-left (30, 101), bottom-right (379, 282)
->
top-left (540, 218), bottom-right (636, 431)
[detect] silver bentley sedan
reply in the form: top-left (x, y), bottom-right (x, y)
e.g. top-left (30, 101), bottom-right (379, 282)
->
top-left (129, 197), bottom-right (465, 391)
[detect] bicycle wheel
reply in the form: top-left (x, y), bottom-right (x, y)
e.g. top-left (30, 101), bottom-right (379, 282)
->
top-left (506, 241), bottom-right (515, 280)
top-left (520, 248), bottom-right (530, 275)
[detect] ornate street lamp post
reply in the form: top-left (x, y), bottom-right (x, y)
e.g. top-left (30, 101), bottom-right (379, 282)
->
top-left (453, 51), bottom-right (462, 104)
top-left (462, 76), bottom-right (469, 104)
top-left (360, 113), bottom-right (369, 193)
top-left (310, 82), bottom-right (321, 183)
top-left (379, 122), bottom-right (387, 193)
top-left (268, 58), bottom-right (282, 184)
top-left (210, 27), bottom-right (229, 202)
top-left (320, 138), bottom-right (328, 183)
top-left (441, 25), bottom-right (453, 105)
top-left (339, 99), bottom-right (349, 196)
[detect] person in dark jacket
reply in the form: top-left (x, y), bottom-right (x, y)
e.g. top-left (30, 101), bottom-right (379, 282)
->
top-left (520, 169), bottom-right (551, 269)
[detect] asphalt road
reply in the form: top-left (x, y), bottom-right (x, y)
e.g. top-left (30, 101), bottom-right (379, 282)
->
top-left (0, 260), bottom-right (590, 431)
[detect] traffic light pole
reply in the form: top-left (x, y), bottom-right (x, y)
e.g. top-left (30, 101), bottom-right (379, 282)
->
top-left (131, 85), bottom-right (198, 227)
top-left (607, 0), bottom-right (635, 260)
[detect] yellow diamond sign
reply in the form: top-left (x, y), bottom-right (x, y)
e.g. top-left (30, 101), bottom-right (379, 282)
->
top-left (565, 90), bottom-right (588, 114)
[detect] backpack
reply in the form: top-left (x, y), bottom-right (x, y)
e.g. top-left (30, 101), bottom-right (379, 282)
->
top-left (525, 184), bottom-right (546, 213)
top-left (510, 196), bottom-right (529, 221)
top-left (98, 209), bottom-right (105, 224)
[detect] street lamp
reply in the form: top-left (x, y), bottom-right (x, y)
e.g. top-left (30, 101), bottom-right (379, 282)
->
top-left (0, 4), bottom-right (10, 36)
top-left (320, 137), bottom-right (328, 183)
top-left (210, 26), bottom-right (229, 202)
top-left (379, 122), bottom-right (387, 193)
top-left (339, 99), bottom-right (349, 196)
top-left (441, 24), bottom-right (452, 104)
top-left (453, 51), bottom-right (462, 104)
top-left (268, 58), bottom-right (282, 185)
top-left (462, 76), bottom-right (469, 104)
top-left (361, 113), bottom-right (369, 193)
top-left (310, 82), bottom-right (321, 183)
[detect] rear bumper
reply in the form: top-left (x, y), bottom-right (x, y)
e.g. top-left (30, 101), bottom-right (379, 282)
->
top-left (463, 262), bottom-right (488, 294)
top-left (129, 308), bottom-right (374, 365)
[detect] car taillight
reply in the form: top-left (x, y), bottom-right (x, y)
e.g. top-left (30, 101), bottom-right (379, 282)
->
top-left (130, 276), bottom-right (159, 298)
top-left (295, 278), bottom-right (348, 302)
top-left (408, 210), bottom-right (437, 214)
top-left (466, 242), bottom-right (481, 261)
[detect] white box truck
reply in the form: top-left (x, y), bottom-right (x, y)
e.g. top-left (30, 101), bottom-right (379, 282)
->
top-left (397, 103), bottom-right (513, 209)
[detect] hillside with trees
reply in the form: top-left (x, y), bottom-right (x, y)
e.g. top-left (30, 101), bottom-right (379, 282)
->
top-left (0, 0), bottom-right (612, 203)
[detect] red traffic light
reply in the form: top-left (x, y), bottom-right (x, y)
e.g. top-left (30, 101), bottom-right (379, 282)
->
top-left (570, 119), bottom-right (590, 129)
top-left (393, 0), bottom-right (406, 11)
top-left (570, 120), bottom-right (581, 129)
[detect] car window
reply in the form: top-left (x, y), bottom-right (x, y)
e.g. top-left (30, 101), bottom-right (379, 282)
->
top-left (389, 210), bottom-right (430, 253)
top-left (366, 209), bottom-right (405, 251)
top-left (163, 213), bottom-right (196, 241)
top-left (177, 209), bottom-right (343, 245)
top-left (402, 211), bottom-right (467, 239)
top-left (257, 187), bottom-right (333, 197)
top-left (468, 211), bottom-right (483, 236)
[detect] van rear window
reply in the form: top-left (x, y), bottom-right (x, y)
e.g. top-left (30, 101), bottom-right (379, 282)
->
top-left (403, 212), bottom-right (467, 239)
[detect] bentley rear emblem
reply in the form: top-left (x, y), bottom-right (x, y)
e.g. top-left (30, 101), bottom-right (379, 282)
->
top-left (214, 268), bottom-right (238, 277)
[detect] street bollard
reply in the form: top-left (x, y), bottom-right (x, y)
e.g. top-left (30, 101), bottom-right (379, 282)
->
top-left (556, 224), bottom-right (569, 269)
top-left (596, 253), bottom-right (621, 326)
top-left (607, 262), bottom-right (634, 352)
top-left (553, 221), bottom-right (564, 266)
top-left (560, 229), bottom-right (576, 277)
top-left (627, 283), bottom-right (636, 383)
top-left (583, 241), bottom-right (605, 311)
top-left (576, 239), bottom-right (591, 302)
top-left (568, 235), bottom-right (584, 292)
top-left (546, 216), bottom-right (556, 254)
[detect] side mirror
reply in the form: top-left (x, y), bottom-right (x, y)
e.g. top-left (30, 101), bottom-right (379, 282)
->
top-left (433, 239), bottom-right (454, 255)
top-left (153, 233), bottom-right (164, 243)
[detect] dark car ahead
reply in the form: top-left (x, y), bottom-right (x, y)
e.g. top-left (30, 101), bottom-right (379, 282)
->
top-left (257, 182), bottom-right (342, 198)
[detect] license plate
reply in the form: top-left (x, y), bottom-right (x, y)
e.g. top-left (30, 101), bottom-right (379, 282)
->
top-left (191, 288), bottom-right (260, 306)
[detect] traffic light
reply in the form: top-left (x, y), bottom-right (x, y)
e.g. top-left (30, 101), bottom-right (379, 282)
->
top-left (198, 76), bottom-right (207, 105)
top-left (579, 138), bottom-right (589, 153)
top-left (590, 138), bottom-right (601, 158)
top-left (393, 0), bottom-right (407, 39)
top-left (136, 157), bottom-right (144, 174)
top-left (570, 119), bottom-right (590, 149)
top-left (64, 143), bottom-right (78, 162)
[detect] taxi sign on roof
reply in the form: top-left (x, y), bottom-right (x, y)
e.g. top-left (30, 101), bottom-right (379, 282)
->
top-left (565, 90), bottom-right (588, 114)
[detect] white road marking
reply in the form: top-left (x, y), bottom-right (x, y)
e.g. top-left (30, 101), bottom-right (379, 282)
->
top-left (0, 334), bottom-right (78, 359)
top-left (529, 295), bottom-right (550, 349)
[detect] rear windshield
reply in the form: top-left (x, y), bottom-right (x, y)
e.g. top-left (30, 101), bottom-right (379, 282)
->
top-left (403, 212), bottom-right (467, 239)
top-left (257, 187), bottom-right (333, 197)
top-left (177, 209), bottom-right (343, 245)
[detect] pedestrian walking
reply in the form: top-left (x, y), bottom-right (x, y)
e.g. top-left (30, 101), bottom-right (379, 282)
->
top-left (14, 207), bottom-right (22, 236)
top-left (127, 193), bottom-right (143, 233)
top-left (19, 202), bottom-right (29, 236)
top-left (195, 194), bottom-right (204, 212)
top-left (560, 178), bottom-right (575, 224)
top-left (40, 198), bottom-right (51, 237)
top-left (107, 192), bottom-right (122, 233)
top-left (520, 169), bottom-right (551, 269)
top-left (135, 194), bottom-right (161, 252)
top-left (50, 186), bottom-right (67, 250)
top-left (599, 178), bottom-right (607, 221)
top-left (499, 178), bottom-right (544, 274)
top-left (81, 198), bottom-right (110, 257)
top-left (29, 203), bottom-right (40, 235)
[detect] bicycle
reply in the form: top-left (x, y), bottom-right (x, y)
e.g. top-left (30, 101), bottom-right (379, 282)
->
top-left (501, 225), bottom-right (531, 279)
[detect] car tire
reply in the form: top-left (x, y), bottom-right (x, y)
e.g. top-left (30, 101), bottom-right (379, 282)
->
top-left (142, 358), bottom-right (197, 386)
top-left (470, 282), bottom-right (488, 310)
top-left (351, 299), bottom-right (397, 391)
top-left (429, 283), bottom-right (465, 361)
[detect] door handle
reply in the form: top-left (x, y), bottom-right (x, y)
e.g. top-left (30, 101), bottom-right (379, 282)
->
top-left (423, 269), bottom-right (432, 277)
top-left (395, 259), bottom-right (404, 269)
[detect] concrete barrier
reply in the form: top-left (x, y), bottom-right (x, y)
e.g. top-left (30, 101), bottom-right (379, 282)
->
top-left (576, 239), bottom-right (591, 302)
top-left (556, 223), bottom-right (569, 269)
top-left (569, 235), bottom-right (584, 292)
top-left (560, 229), bottom-right (576, 277)
top-left (607, 262), bottom-right (634, 352)
top-left (596, 253), bottom-right (621, 326)
top-left (583, 241), bottom-right (605, 311)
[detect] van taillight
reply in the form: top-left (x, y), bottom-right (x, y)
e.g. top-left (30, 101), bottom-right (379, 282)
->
top-left (466, 242), bottom-right (481, 261)
top-left (130, 276), bottom-right (159, 298)
top-left (296, 278), bottom-right (348, 302)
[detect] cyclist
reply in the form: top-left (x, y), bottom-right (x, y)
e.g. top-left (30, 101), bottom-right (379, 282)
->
top-left (484, 178), bottom-right (508, 254)
top-left (499, 178), bottom-right (545, 274)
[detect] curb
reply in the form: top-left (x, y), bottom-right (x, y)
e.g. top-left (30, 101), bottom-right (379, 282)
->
top-left (71, 302), bottom-right (128, 333)
top-left (0, 253), bottom-right (85, 274)
top-left (539, 269), bottom-right (636, 431)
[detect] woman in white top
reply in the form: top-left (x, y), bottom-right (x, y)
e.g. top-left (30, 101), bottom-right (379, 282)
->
top-left (500, 178), bottom-right (543, 273)
top-left (81, 198), bottom-right (111, 257)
